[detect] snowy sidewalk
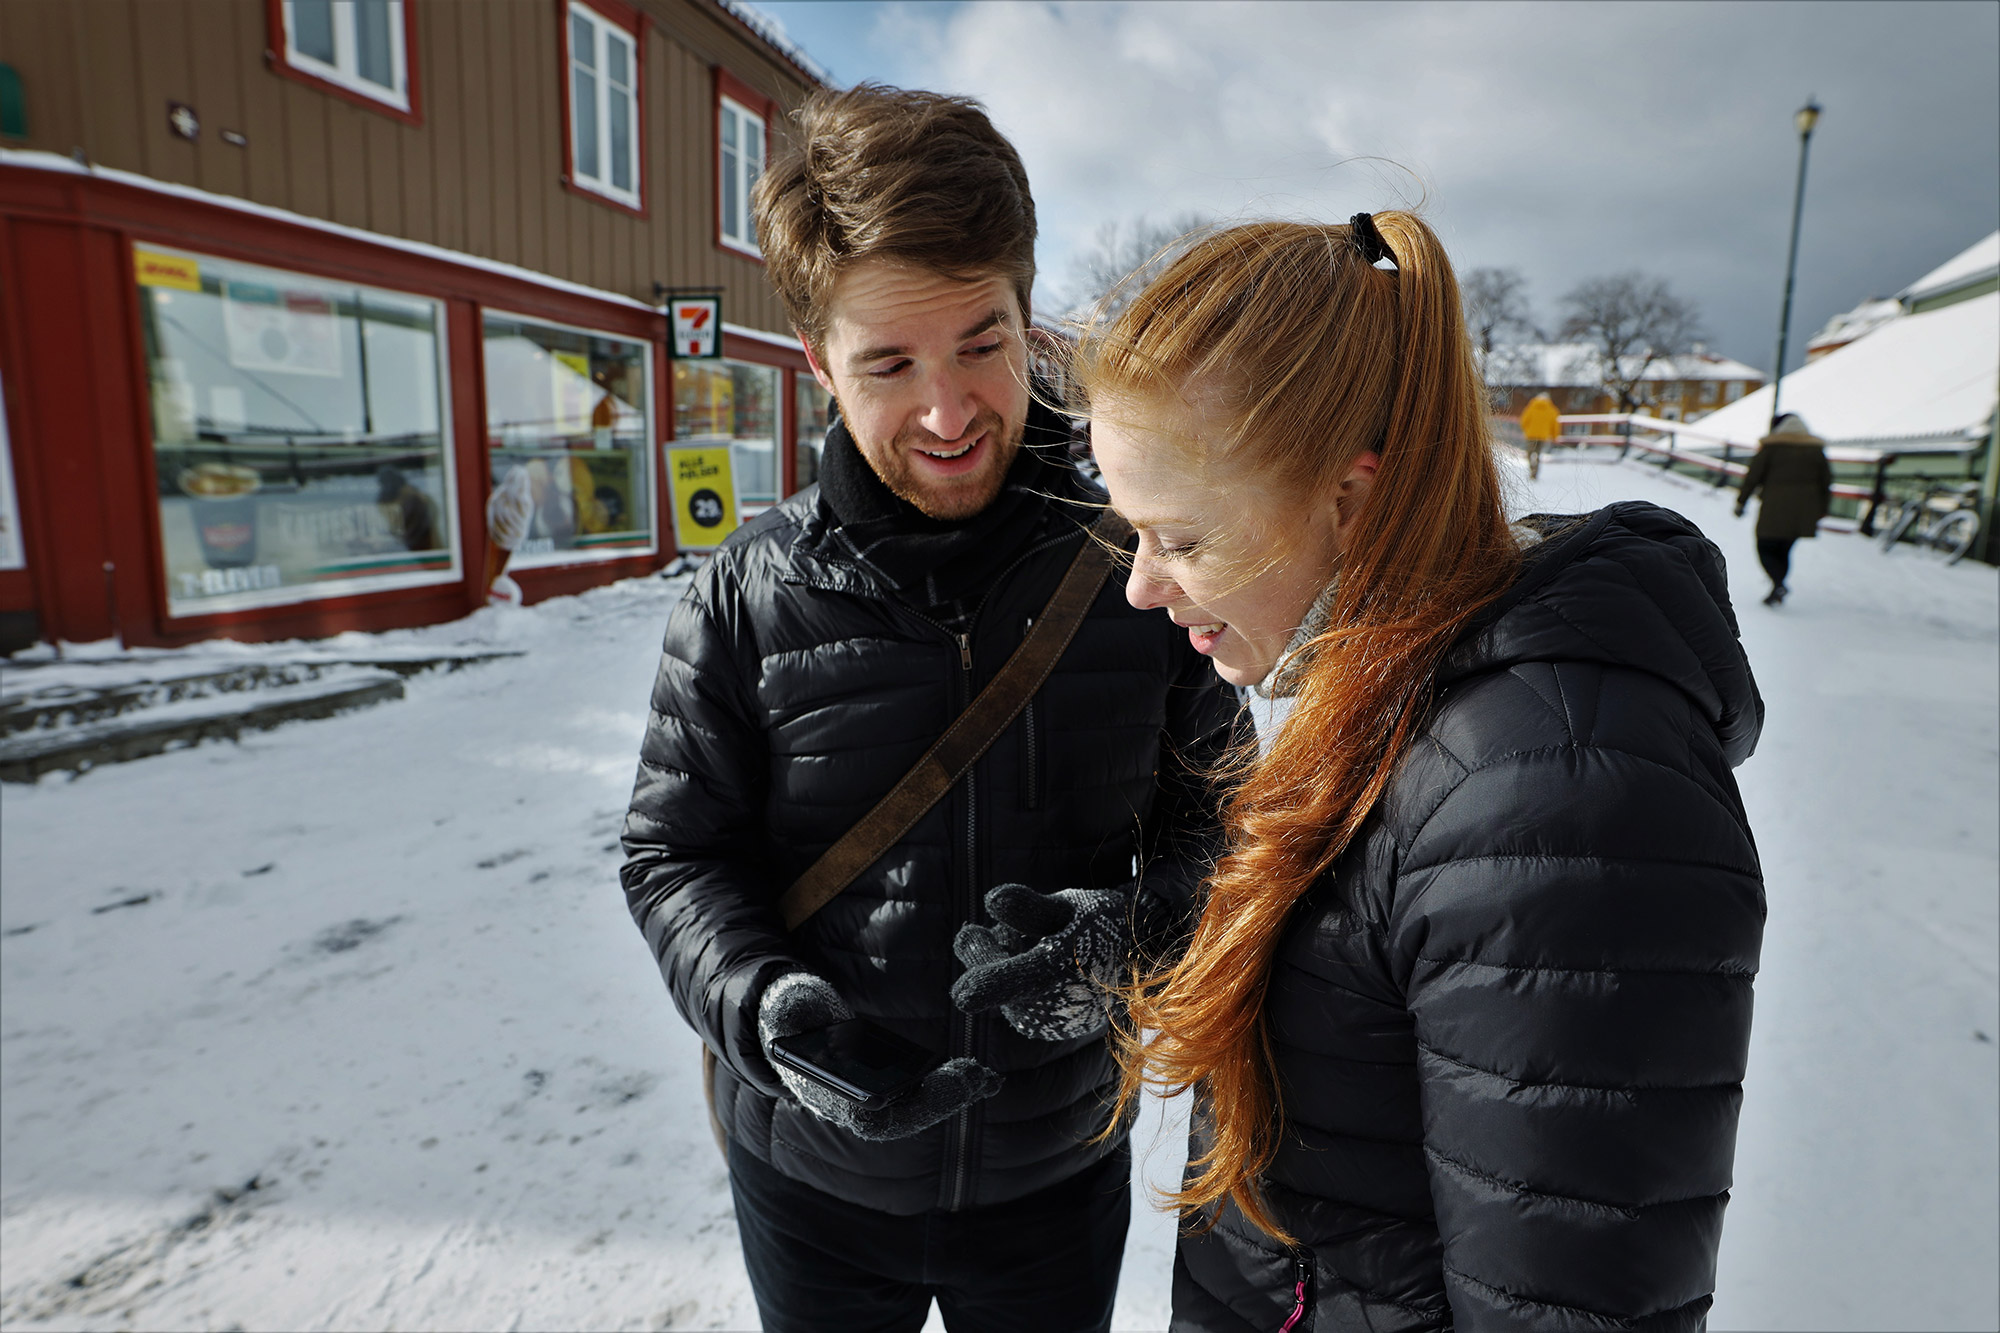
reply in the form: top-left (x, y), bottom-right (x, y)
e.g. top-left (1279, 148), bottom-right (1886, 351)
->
top-left (2, 455), bottom-right (1995, 1332)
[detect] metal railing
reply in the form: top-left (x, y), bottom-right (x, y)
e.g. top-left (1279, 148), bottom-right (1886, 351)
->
top-left (1549, 412), bottom-right (1893, 533)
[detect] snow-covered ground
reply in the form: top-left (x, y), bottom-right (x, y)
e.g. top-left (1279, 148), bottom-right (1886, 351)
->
top-left (2, 452), bottom-right (1994, 1332)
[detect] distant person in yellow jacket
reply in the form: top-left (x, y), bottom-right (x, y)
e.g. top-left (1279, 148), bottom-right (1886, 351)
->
top-left (1519, 392), bottom-right (1561, 481)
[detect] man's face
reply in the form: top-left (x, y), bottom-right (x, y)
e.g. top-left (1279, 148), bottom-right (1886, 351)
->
top-left (808, 260), bottom-right (1030, 521)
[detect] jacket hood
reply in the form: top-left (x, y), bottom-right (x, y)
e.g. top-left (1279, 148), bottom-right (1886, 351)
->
top-left (1438, 501), bottom-right (1764, 766)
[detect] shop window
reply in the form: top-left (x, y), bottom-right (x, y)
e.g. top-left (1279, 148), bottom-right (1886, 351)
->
top-left (718, 95), bottom-right (765, 256)
top-left (482, 314), bottom-right (654, 565)
top-left (279, 0), bottom-right (414, 114)
top-left (794, 376), bottom-right (833, 492)
top-left (566, 1), bottom-right (641, 208)
top-left (675, 359), bottom-right (779, 509)
top-left (135, 244), bottom-right (454, 616)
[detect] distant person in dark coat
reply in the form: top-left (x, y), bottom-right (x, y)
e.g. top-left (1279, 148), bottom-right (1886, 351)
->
top-left (1077, 213), bottom-right (1766, 1331)
top-left (1735, 413), bottom-right (1833, 605)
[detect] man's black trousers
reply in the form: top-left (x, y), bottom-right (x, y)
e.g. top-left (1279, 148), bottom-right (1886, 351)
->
top-left (1757, 537), bottom-right (1796, 589)
top-left (727, 1136), bottom-right (1131, 1333)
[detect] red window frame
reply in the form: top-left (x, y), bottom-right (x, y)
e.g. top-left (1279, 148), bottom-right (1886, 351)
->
top-left (264, 0), bottom-right (424, 127)
top-left (714, 67), bottom-right (778, 263)
top-left (558, 0), bottom-right (648, 219)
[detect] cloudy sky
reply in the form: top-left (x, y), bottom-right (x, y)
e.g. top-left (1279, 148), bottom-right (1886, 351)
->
top-left (753, 0), bottom-right (1999, 376)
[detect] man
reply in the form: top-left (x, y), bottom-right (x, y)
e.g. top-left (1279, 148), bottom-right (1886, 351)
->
top-left (620, 84), bottom-right (1239, 1333)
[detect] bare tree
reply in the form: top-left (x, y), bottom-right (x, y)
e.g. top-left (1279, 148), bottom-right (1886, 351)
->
top-left (1558, 273), bottom-right (1704, 413)
top-left (1461, 267), bottom-right (1538, 357)
top-left (1056, 212), bottom-right (1211, 320)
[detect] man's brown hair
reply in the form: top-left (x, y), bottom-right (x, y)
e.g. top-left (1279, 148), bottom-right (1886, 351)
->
top-left (753, 82), bottom-right (1037, 353)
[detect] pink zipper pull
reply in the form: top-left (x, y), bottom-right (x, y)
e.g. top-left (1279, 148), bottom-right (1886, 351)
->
top-left (1279, 1253), bottom-right (1310, 1332)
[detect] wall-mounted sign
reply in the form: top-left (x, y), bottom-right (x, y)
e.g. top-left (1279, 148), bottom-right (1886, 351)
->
top-left (670, 296), bottom-right (722, 359)
top-left (667, 445), bottom-right (738, 550)
top-left (134, 248), bottom-right (201, 291)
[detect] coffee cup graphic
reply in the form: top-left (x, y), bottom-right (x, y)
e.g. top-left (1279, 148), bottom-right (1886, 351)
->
top-left (180, 463), bottom-right (263, 568)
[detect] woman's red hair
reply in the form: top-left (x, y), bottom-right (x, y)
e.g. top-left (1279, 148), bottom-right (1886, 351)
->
top-left (1073, 215), bottom-right (1521, 1242)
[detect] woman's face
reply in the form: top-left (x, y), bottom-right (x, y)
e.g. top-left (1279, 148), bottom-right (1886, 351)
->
top-left (1092, 400), bottom-right (1355, 687)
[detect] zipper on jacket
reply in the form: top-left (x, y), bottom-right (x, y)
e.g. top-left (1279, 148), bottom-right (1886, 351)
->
top-left (1280, 1251), bottom-right (1312, 1332)
top-left (1021, 617), bottom-right (1043, 810)
top-left (947, 631), bottom-right (978, 1212)
top-left (893, 528), bottom-right (1091, 1212)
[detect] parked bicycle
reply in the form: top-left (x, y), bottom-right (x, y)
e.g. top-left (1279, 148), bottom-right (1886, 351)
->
top-left (1875, 482), bottom-right (1982, 564)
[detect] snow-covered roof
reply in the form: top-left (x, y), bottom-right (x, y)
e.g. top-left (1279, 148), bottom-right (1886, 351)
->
top-left (1692, 290), bottom-right (1999, 449)
top-left (1485, 342), bottom-right (1765, 387)
top-left (714, 0), bottom-right (832, 86)
top-left (1806, 296), bottom-right (1903, 353)
top-left (1899, 230), bottom-right (1999, 305)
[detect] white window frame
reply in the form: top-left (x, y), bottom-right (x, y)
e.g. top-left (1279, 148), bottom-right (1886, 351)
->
top-left (567, 2), bottom-right (641, 209)
top-left (718, 95), bottom-right (765, 256)
top-left (481, 309), bottom-right (658, 570)
top-left (281, 0), bottom-right (412, 112)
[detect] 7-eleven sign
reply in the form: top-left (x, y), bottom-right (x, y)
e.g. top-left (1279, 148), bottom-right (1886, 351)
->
top-left (671, 296), bottom-right (722, 359)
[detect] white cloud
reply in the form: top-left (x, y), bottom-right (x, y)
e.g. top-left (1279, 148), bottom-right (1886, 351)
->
top-left (860, 0), bottom-right (1999, 370)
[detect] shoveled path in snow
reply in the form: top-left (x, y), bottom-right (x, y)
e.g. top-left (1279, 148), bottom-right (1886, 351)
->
top-left (1, 454), bottom-right (1994, 1332)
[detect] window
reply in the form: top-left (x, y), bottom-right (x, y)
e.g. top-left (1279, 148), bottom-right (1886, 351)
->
top-left (567, 2), bottom-right (640, 208)
top-left (280, 0), bottom-right (413, 114)
top-left (482, 314), bottom-right (655, 565)
top-left (719, 95), bottom-right (765, 255)
top-left (1725, 381), bottom-right (1746, 403)
top-left (135, 244), bottom-right (455, 616)
top-left (675, 359), bottom-right (780, 509)
top-left (795, 376), bottom-right (833, 492)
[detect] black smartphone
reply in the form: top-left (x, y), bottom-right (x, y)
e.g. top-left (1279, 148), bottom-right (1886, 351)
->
top-left (767, 1018), bottom-right (939, 1106)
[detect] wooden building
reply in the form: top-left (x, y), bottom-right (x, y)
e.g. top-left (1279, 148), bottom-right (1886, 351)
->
top-left (0, 0), bottom-right (829, 650)
top-left (1484, 343), bottom-right (1767, 424)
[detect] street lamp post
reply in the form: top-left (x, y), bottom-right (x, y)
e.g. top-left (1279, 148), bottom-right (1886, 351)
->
top-left (1770, 98), bottom-right (1821, 430)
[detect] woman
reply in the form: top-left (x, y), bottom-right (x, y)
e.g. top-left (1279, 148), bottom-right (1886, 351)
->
top-left (1734, 413), bottom-right (1833, 605)
top-left (1075, 215), bottom-right (1767, 1331)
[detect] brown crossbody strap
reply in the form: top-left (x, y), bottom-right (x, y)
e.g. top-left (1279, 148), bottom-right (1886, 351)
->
top-left (776, 509), bottom-right (1132, 931)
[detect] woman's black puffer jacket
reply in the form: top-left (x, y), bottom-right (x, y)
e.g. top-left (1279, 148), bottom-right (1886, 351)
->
top-left (1173, 502), bottom-right (1767, 1332)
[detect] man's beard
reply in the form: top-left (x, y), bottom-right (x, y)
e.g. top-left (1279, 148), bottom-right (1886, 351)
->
top-left (850, 406), bottom-right (1027, 521)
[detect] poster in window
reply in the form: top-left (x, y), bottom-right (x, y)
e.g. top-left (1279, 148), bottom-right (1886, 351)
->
top-left (223, 281), bottom-right (343, 377)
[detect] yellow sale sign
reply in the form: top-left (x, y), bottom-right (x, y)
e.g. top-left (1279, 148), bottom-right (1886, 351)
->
top-left (668, 446), bottom-right (740, 550)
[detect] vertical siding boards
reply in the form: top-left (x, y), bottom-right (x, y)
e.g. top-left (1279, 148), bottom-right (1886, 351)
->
top-left (130, 0), bottom-right (198, 184)
top-left (399, 49), bottom-right (435, 245)
top-left (0, 1), bottom-right (85, 159)
top-left (459, 7), bottom-right (494, 258)
top-left (188, 1), bottom-right (249, 199)
top-left (323, 101), bottom-right (369, 228)
top-left (280, 76), bottom-right (331, 218)
top-left (484, 6), bottom-right (519, 266)
top-left (363, 114), bottom-right (403, 236)
top-left (231, 0), bottom-right (289, 208)
top-left (91, 1), bottom-right (148, 171)
top-left (425, 0), bottom-right (465, 252)
top-left (510, 4), bottom-right (547, 274)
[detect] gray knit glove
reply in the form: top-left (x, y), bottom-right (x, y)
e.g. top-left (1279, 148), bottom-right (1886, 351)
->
top-left (950, 884), bottom-right (1131, 1041)
top-left (756, 972), bottom-right (1001, 1141)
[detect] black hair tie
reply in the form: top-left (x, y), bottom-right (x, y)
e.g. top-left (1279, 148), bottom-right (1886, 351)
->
top-left (1349, 212), bottom-right (1398, 268)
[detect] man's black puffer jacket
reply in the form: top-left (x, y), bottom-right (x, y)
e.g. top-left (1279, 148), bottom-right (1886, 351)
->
top-left (622, 409), bottom-right (1240, 1216)
top-left (1172, 502), bottom-right (1766, 1332)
